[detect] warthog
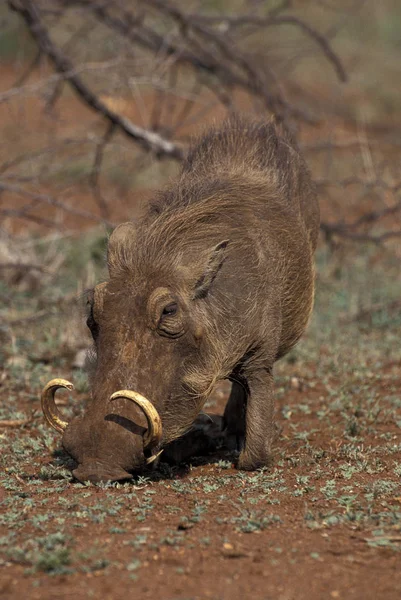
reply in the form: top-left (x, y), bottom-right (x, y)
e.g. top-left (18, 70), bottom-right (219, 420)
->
top-left (41, 115), bottom-right (319, 482)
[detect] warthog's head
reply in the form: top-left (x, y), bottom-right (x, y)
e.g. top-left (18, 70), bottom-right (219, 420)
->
top-left (41, 222), bottom-right (229, 483)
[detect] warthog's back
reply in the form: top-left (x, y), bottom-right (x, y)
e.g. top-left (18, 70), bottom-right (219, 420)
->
top-left (114, 116), bottom-right (319, 363)
top-left (146, 116), bottom-right (319, 251)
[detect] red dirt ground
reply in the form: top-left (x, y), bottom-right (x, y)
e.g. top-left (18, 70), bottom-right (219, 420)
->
top-left (2, 364), bottom-right (401, 600)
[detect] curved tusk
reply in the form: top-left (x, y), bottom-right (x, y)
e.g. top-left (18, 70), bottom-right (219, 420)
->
top-left (109, 390), bottom-right (162, 448)
top-left (146, 449), bottom-right (164, 465)
top-left (41, 378), bottom-right (73, 433)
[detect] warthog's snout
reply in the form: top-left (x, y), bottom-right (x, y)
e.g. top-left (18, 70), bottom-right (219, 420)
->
top-left (41, 379), bottom-right (163, 482)
top-left (72, 461), bottom-right (132, 484)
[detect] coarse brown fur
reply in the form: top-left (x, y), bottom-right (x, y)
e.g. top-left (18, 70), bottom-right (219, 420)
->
top-left (61, 115), bottom-right (320, 482)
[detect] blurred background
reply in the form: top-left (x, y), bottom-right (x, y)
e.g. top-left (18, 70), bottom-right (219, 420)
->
top-left (0, 0), bottom-right (400, 402)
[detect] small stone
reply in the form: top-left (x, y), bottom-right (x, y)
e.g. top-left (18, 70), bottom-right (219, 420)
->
top-left (290, 376), bottom-right (304, 390)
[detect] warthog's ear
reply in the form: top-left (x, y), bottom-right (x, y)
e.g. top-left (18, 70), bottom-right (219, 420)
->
top-left (193, 240), bottom-right (229, 300)
top-left (107, 222), bottom-right (136, 273)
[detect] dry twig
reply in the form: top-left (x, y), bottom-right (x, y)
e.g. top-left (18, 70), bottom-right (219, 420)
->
top-left (2, 0), bottom-right (399, 245)
top-left (8, 0), bottom-right (184, 160)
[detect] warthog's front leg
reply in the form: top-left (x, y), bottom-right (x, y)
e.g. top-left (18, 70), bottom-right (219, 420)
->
top-left (237, 368), bottom-right (275, 470)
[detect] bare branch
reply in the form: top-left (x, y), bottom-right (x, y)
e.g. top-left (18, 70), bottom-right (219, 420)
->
top-left (0, 137), bottom-right (98, 176)
top-left (347, 200), bottom-right (401, 230)
top-left (188, 11), bottom-right (347, 82)
top-left (89, 122), bottom-right (116, 219)
top-left (12, 48), bottom-right (42, 87)
top-left (0, 182), bottom-right (115, 226)
top-left (2, 0), bottom-right (398, 248)
top-left (0, 209), bottom-right (60, 229)
top-left (140, 0), bottom-right (303, 121)
top-left (8, 0), bottom-right (185, 160)
top-left (270, 16), bottom-right (346, 82)
top-left (0, 418), bottom-right (32, 428)
top-left (0, 57), bottom-right (128, 104)
top-left (0, 262), bottom-right (49, 273)
top-left (61, 0), bottom-right (308, 123)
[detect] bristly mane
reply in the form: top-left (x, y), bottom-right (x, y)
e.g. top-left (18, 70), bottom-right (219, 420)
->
top-left (148, 115), bottom-right (300, 213)
top-left (110, 115), bottom-right (317, 277)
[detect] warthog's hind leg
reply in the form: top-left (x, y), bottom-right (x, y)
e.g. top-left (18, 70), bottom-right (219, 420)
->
top-left (163, 414), bottom-right (225, 464)
top-left (223, 380), bottom-right (247, 452)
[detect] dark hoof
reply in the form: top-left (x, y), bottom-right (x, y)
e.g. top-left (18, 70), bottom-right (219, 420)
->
top-left (237, 450), bottom-right (272, 471)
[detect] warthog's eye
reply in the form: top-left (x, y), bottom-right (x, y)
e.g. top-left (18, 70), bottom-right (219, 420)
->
top-left (158, 302), bottom-right (183, 338)
top-left (162, 302), bottom-right (178, 317)
top-left (149, 288), bottom-right (184, 338)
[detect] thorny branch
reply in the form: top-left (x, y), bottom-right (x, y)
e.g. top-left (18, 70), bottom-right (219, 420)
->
top-left (89, 123), bottom-right (116, 219)
top-left (317, 179), bottom-right (401, 243)
top-left (1, 0), bottom-right (400, 245)
top-left (159, 1), bottom-right (347, 82)
top-left (60, 0), bottom-right (287, 120)
top-left (7, 0), bottom-right (184, 160)
top-left (0, 182), bottom-right (115, 228)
